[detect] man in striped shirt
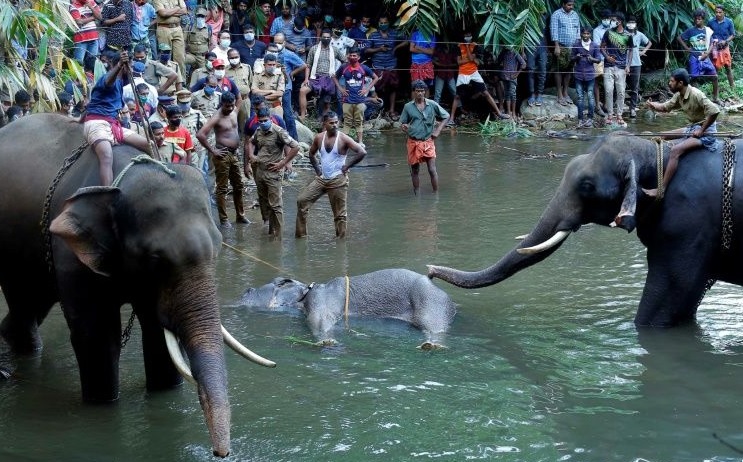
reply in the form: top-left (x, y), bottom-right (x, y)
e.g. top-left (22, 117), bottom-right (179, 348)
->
top-left (69, 0), bottom-right (102, 63)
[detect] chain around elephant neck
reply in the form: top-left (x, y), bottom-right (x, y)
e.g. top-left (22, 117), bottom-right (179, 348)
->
top-left (720, 138), bottom-right (736, 251)
top-left (653, 138), bottom-right (665, 201)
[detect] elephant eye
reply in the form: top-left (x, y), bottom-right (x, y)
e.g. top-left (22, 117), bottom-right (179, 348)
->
top-left (578, 179), bottom-right (595, 195)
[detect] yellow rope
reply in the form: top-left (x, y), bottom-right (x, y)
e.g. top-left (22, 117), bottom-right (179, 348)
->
top-left (344, 275), bottom-right (350, 330)
top-left (221, 241), bottom-right (288, 274)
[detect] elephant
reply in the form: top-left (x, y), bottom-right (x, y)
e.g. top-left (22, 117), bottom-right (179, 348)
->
top-left (0, 114), bottom-right (275, 458)
top-left (239, 269), bottom-right (457, 348)
top-left (429, 133), bottom-right (743, 327)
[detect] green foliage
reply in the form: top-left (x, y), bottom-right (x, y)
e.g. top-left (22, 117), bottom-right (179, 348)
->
top-left (478, 118), bottom-right (533, 138)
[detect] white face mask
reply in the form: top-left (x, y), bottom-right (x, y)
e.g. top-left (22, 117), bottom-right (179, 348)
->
top-left (229, 58), bottom-right (240, 66)
top-left (610, 20), bottom-right (618, 29)
top-left (220, 39), bottom-right (231, 49)
top-left (602, 19), bottom-right (611, 27)
top-left (214, 69), bottom-right (226, 79)
top-left (196, 18), bottom-right (206, 28)
top-left (244, 33), bottom-right (255, 41)
top-left (275, 43), bottom-right (284, 51)
top-left (463, 36), bottom-right (472, 43)
top-left (626, 22), bottom-right (636, 31)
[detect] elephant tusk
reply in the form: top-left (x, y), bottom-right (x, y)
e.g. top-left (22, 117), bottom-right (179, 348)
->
top-left (514, 234), bottom-right (529, 240)
top-left (516, 230), bottom-right (571, 255)
top-left (222, 325), bottom-right (277, 368)
top-left (163, 328), bottom-right (197, 386)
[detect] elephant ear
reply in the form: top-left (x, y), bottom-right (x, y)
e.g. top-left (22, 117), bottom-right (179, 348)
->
top-left (49, 186), bottom-right (121, 277)
top-left (613, 158), bottom-right (638, 233)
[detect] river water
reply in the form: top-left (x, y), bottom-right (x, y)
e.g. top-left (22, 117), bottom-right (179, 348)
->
top-left (2, 114), bottom-right (743, 461)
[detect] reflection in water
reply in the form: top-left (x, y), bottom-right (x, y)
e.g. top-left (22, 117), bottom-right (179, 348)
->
top-left (2, 114), bottom-right (743, 461)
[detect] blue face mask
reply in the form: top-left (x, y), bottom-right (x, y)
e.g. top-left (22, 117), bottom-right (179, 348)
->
top-left (379, 23), bottom-right (389, 31)
top-left (159, 53), bottom-right (171, 63)
top-left (204, 86), bottom-right (216, 96)
top-left (259, 120), bottom-right (272, 131)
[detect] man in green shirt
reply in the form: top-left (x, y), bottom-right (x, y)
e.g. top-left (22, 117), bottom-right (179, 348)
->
top-left (399, 80), bottom-right (450, 195)
top-left (644, 68), bottom-right (720, 197)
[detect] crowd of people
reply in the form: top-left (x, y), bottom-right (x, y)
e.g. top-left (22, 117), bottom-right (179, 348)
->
top-left (0, 0), bottom-right (738, 235)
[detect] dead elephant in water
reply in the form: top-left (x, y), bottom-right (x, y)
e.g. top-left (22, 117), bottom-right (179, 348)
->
top-left (238, 269), bottom-right (457, 349)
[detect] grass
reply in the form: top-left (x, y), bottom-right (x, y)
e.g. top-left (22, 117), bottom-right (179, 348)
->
top-left (477, 117), bottom-right (534, 138)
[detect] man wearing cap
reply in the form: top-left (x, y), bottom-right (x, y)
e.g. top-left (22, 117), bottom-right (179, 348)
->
top-left (189, 51), bottom-right (218, 88)
top-left (153, 0), bottom-right (188, 80)
top-left (191, 74), bottom-right (222, 118)
top-left (123, 60), bottom-right (159, 108)
top-left (148, 94), bottom-right (175, 125)
top-left (132, 43), bottom-right (180, 95)
top-left (226, 47), bottom-right (254, 134)
top-left (176, 89), bottom-right (208, 169)
top-left (232, 24), bottom-right (266, 68)
top-left (156, 42), bottom-right (185, 95)
top-left (399, 79), bottom-right (450, 194)
top-left (192, 59), bottom-right (243, 111)
top-left (252, 53), bottom-right (285, 118)
top-left (185, 7), bottom-right (212, 79)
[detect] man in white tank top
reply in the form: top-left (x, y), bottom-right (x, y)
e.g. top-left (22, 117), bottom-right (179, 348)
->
top-left (295, 111), bottom-right (367, 238)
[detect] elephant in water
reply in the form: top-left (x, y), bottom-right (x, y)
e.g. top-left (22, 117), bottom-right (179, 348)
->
top-left (0, 114), bottom-right (275, 457)
top-left (239, 269), bottom-right (457, 349)
top-left (429, 133), bottom-right (743, 327)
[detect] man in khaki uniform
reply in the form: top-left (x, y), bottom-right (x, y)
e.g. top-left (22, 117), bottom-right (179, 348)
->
top-left (153, 0), bottom-right (188, 80)
top-left (175, 90), bottom-right (208, 173)
top-left (133, 44), bottom-right (180, 96)
top-left (189, 51), bottom-right (217, 88)
top-left (156, 42), bottom-right (185, 96)
top-left (251, 53), bottom-right (285, 118)
top-left (191, 74), bottom-right (222, 118)
top-left (185, 7), bottom-right (211, 80)
top-left (245, 107), bottom-right (300, 237)
top-left (226, 47), bottom-right (253, 134)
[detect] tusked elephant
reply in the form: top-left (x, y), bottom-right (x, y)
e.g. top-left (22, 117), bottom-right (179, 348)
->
top-left (429, 133), bottom-right (743, 327)
top-left (239, 269), bottom-right (457, 348)
top-left (0, 114), bottom-right (275, 458)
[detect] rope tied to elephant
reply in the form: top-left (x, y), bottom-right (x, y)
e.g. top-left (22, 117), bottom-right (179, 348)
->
top-left (344, 275), bottom-right (350, 330)
top-left (111, 154), bottom-right (176, 187)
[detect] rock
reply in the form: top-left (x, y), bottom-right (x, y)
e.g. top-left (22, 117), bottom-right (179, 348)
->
top-left (367, 118), bottom-right (392, 131)
top-left (521, 95), bottom-right (578, 120)
top-left (541, 120), bottom-right (568, 131)
top-left (295, 121), bottom-right (316, 144)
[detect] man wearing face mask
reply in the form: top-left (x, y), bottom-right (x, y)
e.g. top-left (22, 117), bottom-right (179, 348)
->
top-left (625, 15), bottom-right (651, 119)
top-left (591, 9), bottom-right (614, 116)
top-left (232, 24), bottom-right (266, 68)
top-left (600, 11), bottom-right (633, 127)
top-left (334, 47), bottom-right (378, 146)
top-left (162, 104), bottom-right (194, 164)
top-left (148, 94), bottom-right (175, 125)
top-left (226, 47), bottom-right (254, 135)
top-left (191, 74), bottom-right (222, 118)
top-left (300, 29), bottom-right (346, 121)
top-left (156, 42), bottom-right (185, 95)
top-left (153, 0), bottom-right (188, 80)
top-left (252, 53), bottom-right (285, 118)
top-left (286, 16), bottom-right (313, 61)
top-left (122, 60), bottom-right (159, 109)
top-left (228, 0), bottom-right (250, 42)
top-left (347, 16), bottom-right (372, 55)
top-left (367, 14), bottom-right (409, 120)
top-left (330, 27), bottom-right (356, 65)
top-left (132, 43), bottom-right (180, 96)
top-left (245, 106), bottom-right (300, 237)
top-left (212, 31), bottom-right (233, 63)
top-left (185, 7), bottom-right (212, 81)
top-left (191, 59), bottom-right (243, 111)
top-left (270, 34), bottom-right (306, 140)
top-left (130, 83), bottom-right (156, 123)
top-left (189, 51), bottom-right (217, 88)
top-left (270, 3), bottom-right (294, 38)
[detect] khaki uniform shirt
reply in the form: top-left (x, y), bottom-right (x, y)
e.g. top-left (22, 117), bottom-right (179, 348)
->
top-left (158, 60), bottom-right (185, 91)
top-left (148, 112), bottom-right (167, 125)
top-left (153, 0), bottom-right (186, 25)
top-left (182, 107), bottom-right (208, 167)
top-left (252, 71), bottom-right (285, 96)
top-left (658, 84), bottom-right (720, 124)
top-left (226, 64), bottom-right (253, 97)
top-left (185, 25), bottom-right (210, 56)
top-left (143, 59), bottom-right (177, 88)
top-left (189, 67), bottom-right (210, 88)
top-left (251, 124), bottom-right (299, 167)
top-left (191, 90), bottom-right (222, 118)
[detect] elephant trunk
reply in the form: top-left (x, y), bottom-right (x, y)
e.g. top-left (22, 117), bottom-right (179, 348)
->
top-left (428, 194), bottom-right (576, 288)
top-left (166, 269), bottom-right (231, 458)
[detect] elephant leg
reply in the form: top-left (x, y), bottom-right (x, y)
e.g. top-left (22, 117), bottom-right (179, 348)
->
top-left (635, 246), bottom-right (711, 327)
top-left (0, 278), bottom-right (55, 353)
top-left (58, 278), bottom-right (122, 402)
top-left (304, 300), bottom-right (341, 343)
top-left (135, 302), bottom-right (182, 391)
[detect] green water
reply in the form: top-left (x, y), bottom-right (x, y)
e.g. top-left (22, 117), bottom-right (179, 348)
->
top-left (2, 114), bottom-right (743, 461)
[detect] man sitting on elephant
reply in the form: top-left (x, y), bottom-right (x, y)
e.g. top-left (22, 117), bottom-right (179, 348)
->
top-left (643, 68), bottom-right (719, 198)
top-left (84, 49), bottom-right (153, 186)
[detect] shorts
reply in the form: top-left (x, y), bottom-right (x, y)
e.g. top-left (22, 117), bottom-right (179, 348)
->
top-left (411, 62), bottom-right (434, 82)
top-left (712, 46), bottom-right (732, 70)
top-left (684, 122), bottom-right (718, 151)
top-left (375, 69), bottom-right (399, 93)
top-left (689, 55), bottom-right (717, 77)
top-left (456, 71), bottom-right (487, 97)
top-left (83, 119), bottom-right (136, 146)
top-left (406, 137), bottom-right (436, 165)
top-left (551, 46), bottom-right (572, 71)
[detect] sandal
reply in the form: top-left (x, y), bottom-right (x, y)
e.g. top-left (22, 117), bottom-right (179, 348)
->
top-left (527, 96), bottom-right (536, 107)
top-left (389, 112), bottom-right (400, 121)
top-left (535, 95), bottom-right (543, 106)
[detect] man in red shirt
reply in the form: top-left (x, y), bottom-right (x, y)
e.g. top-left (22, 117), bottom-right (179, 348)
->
top-left (162, 105), bottom-right (194, 164)
top-left (69, 0), bottom-right (102, 63)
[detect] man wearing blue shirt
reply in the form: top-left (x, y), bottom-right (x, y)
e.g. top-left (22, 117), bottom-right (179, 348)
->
top-left (708, 4), bottom-right (736, 89)
top-left (270, 34), bottom-right (307, 140)
top-left (131, 0), bottom-right (157, 58)
top-left (366, 14), bottom-right (408, 119)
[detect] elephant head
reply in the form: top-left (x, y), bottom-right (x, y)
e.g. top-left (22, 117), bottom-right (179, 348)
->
top-left (239, 277), bottom-right (309, 312)
top-left (49, 163), bottom-right (274, 457)
top-left (429, 134), bottom-right (658, 289)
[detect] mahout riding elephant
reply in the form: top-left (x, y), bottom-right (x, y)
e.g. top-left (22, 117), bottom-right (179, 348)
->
top-left (429, 133), bottom-right (743, 327)
top-left (0, 114), bottom-right (275, 457)
top-left (239, 269), bottom-right (457, 348)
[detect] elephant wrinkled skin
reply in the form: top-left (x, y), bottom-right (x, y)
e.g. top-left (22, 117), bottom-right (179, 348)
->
top-left (429, 134), bottom-right (743, 327)
top-left (239, 269), bottom-right (457, 348)
top-left (0, 114), bottom-right (243, 457)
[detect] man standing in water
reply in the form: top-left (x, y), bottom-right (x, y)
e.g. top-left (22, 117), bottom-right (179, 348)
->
top-left (295, 111), bottom-right (367, 239)
top-left (196, 91), bottom-right (248, 228)
top-left (399, 79), bottom-right (450, 195)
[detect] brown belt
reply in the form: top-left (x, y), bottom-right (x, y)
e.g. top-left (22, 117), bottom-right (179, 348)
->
top-left (158, 23), bottom-right (180, 28)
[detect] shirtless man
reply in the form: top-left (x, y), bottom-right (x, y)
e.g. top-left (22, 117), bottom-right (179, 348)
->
top-left (295, 111), bottom-right (366, 238)
top-left (196, 91), bottom-right (248, 228)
